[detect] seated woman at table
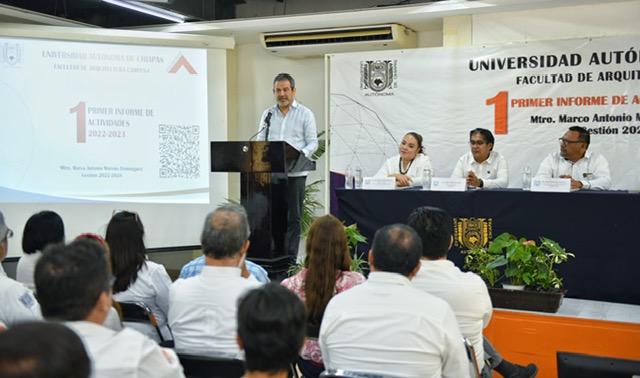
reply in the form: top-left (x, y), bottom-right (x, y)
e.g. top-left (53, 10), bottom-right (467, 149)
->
top-left (375, 131), bottom-right (434, 188)
top-left (451, 128), bottom-right (508, 189)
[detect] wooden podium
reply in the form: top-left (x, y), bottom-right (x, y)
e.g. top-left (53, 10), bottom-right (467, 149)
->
top-left (210, 141), bottom-right (315, 274)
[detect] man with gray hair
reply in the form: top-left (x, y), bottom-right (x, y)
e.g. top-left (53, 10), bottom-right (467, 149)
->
top-left (169, 204), bottom-right (262, 358)
top-left (0, 210), bottom-right (41, 326)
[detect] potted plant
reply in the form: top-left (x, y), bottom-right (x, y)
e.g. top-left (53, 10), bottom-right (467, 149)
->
top-left (462, 232), bottom-right (575, 312)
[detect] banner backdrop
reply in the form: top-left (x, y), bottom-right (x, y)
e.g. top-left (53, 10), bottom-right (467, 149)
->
top-left (329, 35), bottom-right (640, 190)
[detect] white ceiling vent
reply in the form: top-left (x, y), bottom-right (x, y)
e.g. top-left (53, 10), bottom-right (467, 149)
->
top-left (260, 24), bottom-right (417, 58)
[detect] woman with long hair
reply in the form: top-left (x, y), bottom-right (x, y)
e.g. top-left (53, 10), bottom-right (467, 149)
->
top-left (281, 214), bottom-right (364, 378)
top-left (105, 211), bottom-right (172, 342)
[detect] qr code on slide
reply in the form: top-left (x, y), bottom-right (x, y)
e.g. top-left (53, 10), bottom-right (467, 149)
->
top-left (158, 124), bottom-right (201, 179)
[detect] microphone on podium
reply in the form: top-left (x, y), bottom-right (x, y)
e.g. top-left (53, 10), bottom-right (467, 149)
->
top-left (264, 111), bottom-right (273, 141)
top-left (248, 111), bottom-right (273, 141)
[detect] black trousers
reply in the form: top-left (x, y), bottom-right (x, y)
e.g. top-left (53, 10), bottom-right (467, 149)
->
top-left (286, 176), bottom-right (306, 257)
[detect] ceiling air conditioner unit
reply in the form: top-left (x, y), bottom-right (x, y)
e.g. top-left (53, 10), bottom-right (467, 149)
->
top-left (260, 24), bottom-right (417, 58)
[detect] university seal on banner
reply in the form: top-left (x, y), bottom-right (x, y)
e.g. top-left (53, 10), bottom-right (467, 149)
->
top-left (454, 217), bottom-right (493, 249)
top-left (361, 60), bottom-right (396, 92)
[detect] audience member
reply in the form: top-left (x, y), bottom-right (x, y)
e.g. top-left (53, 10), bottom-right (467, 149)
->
top-left (281, 214), bottom-right (365, 378)
top-left (35, 238), bottom-right (184, 378)
top-left (106, 210), bottom-right (172, 341)
top-left (319, 224), bottom-right (468, 378)
top-left (375, 132), bottom-right (434, 187)
top-left (16, 210), bottom-right (65, 291)
top-left (179, 255), bottom-right (270, 283)
top-left (237, 283), bottom-right (306, 378)
top-left (169, 204), bottom-right (261, 357)
top-left (408, 206), bottom-right (538, 378)
top-left (451, 128), bottom-right (508, 189)
top-left (74, 233), bottom-right (123, 332)
top-left (0, 321), bottom-right (91, 378)
top-left (0, 210), bottom-right (42, 326)
top-left (535, 125), bottom-right (611, 190)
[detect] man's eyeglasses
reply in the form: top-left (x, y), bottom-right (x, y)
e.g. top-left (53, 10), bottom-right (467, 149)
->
top-left (469, 141), bottom-right (486, 146)
top-left (559, 138), bottom-right (583, 145)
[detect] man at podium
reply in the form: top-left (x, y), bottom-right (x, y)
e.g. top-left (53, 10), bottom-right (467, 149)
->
top-left (256, 73), bottom-right (318, 258)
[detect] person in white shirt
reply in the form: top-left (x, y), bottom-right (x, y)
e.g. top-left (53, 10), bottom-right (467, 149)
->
top-left (375, 132), bottom-right (434, 187)
top-left (535, 126), bottom-right (611, 190)
top-left (319, 224), bottom-right (469, 378)
top-left (0, 211), bottom-right (42, 327)
top-left (451, 128), bottom-right (508, 189)
top-left (257, 73), bottom-right (318, 258)
top-left (16, 210), bottom-right (65, 292)
top-left (169, 204), bottom-right (262, 358)
top-left (407, 206), bottom-right (538, 378)
top-left (35, 238), bottom-right (184, 378)
top-left (237, 283), bottom-right (306, 378)
top-left (106, 211), bottom-right (172, 342)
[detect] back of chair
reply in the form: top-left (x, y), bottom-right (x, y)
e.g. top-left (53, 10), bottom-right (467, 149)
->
top-left (319, 369), bottom-right (387, 378)
top-left (118, 301), bottom-right (166, 342)
top-left (177, 353), bottom-right (245, 378)
top-left (463, 337), bottom-right (481, 378)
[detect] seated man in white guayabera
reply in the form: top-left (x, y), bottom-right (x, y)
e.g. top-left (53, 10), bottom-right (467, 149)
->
top-left (451, 128), bottom-right (508, 189)
top-left (535, 125), bottom-right (610, 190)
top-left (169, 204), bottom-right (261, 358)
top-left (408, 206), bottom-right (538, 378)
top-left (35, 239), bottom-right (185, 378)
top-left (320, 224), bottom-right (469, 378)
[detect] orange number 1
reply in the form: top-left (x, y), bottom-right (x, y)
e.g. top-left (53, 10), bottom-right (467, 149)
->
top-left (486, 91), bottom-right (508, 135)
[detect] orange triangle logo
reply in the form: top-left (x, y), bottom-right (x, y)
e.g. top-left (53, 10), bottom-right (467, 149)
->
top-left (168, 54), bottom-right (197, 75)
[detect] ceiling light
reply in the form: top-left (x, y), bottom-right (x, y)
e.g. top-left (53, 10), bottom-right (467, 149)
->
top-left (102, 0), bottom-right (187, 23)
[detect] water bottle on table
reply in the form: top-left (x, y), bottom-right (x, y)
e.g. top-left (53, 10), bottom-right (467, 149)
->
top-left (345, 165), bottom-right (353, 189)
top-left (522, 165), bottom-right (531, 190)
top-left (422, 168), bottom-right (432, 190)
top-left (354, 166), bottom-right (363, 189)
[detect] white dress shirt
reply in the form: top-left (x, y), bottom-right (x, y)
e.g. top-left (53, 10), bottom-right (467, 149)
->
top-left (375, 154), bottom-right (434, 187)
top-left (0, 265), bottom-right (42, 326)
top-left (535, 150), bottom-right (611, 190)
top-left (319, 271), bottom-right (470, 378)
top-left (257, 100), bottom-right (318, 177)
top-left (67, 321), bottom-right (184, 378)
top-left (16, 251), bottom-right (42, 292)
top-left (451, 151), bottom-right (509, 189)
top-left (113, 260), bottom-right (172, 341)
top-left (412, 260), bottom-right (493, 370)
top-left (169, 265), bottom-right (261, 358)
top-left (102, 307), bottom-right (122, 331)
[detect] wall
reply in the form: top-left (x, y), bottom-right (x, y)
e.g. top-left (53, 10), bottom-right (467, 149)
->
top-left (229, 0), bottom-right (640, 210)
top-left (230, 28), bottom-right (444, 209)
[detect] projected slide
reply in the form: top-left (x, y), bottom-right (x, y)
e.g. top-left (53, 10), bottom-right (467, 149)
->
top-left (0, 37), bottom-right (209, 204)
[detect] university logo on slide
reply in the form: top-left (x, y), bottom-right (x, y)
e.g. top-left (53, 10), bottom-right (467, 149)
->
top-left (360, 60), bottom-right (396, 92)
top-left (454, 217), bottom-right (493, 249)
top-left (2, 43), bottom-right (23, 66)
top-left (168, 53), bottom-right (197, 75)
